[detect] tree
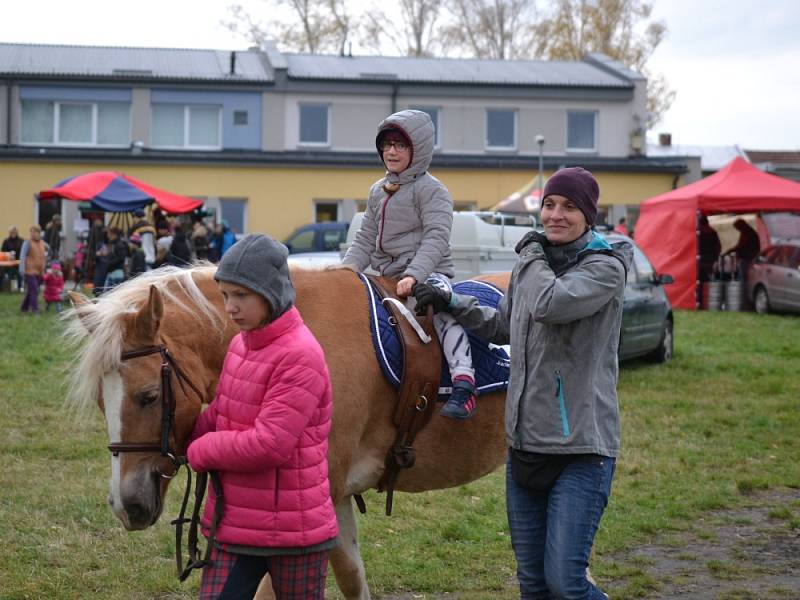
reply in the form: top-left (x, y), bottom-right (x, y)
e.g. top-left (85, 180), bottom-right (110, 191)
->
top-left (533, 0), bottom-right (675, 124)
top-left (223, 0), bottom-right (352, 54)
top-left (360, 0), bottom-right (443, 57)
top-left (439, 0), bottom-right (539, 60)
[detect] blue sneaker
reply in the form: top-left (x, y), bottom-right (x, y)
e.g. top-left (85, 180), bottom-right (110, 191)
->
top-left (440, 376), bottom-right (477, 420)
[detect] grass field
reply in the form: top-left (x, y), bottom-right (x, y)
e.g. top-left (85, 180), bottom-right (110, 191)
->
top-left (0, 289), bottom-right (798, 599)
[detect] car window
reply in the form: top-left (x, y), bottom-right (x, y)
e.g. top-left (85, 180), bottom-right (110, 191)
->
top-left (322, 229), bottom-right (344, 251)
top-left (760, 247), bottom-right (780, 264)
top-left (631, 245), bottom-right (655, 283)
top-left (775, 245), bottom-right (798, 268)
top-left (791, 247), bottom-right (800, 269)
top-left (286, 229), bottom-right (315, 253)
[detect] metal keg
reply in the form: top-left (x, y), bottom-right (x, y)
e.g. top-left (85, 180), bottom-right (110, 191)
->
top-left (706, 280), bottom-right (724, 311)
top-left (725, 280), bottom-right (744, 311)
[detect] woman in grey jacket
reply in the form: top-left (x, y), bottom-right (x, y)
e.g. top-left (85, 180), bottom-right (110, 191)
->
top-left (415, 167), bottom-right (632, 599)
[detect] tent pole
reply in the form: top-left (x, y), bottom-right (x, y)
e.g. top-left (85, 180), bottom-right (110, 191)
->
top-left (695, 209), bottom-right (702, 310)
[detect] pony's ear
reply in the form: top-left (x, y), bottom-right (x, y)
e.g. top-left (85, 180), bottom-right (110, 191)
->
top-left (68, 291), bottom-right (97, 333)
top-left (134, 285), bottom-right (164, 341)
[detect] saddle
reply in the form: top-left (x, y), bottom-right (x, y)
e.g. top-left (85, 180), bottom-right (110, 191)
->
top-left (366, 275), bottom-right (442, 516)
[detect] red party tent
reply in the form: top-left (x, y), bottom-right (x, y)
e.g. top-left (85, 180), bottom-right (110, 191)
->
top-left (635, 157), bottom-right (800, 309)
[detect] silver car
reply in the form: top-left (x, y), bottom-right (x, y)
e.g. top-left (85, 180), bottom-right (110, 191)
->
top-left (748, 241), bottom-right (800, 314)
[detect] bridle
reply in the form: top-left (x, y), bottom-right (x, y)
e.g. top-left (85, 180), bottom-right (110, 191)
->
top-left (110, 341), bottom-right (223, 582)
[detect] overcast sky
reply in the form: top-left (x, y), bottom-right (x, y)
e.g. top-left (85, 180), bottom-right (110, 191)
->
top-left (2, 0), bottom-right (798, 150)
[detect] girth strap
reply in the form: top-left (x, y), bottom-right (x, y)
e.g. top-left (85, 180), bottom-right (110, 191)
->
top-left (369, 276), bottom-right (442, 516)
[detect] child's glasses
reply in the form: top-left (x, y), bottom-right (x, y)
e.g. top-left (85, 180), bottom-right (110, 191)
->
top-left (380, 140), bottom-right (409, 152)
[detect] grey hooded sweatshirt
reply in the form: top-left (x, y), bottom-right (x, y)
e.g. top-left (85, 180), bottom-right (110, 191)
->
top-left (342, 110), bottom-right (455, 283)
top-left (451, 229), bottom-right (633, 457)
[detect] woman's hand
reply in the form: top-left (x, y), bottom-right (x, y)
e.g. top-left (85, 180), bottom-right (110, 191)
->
top-left (413, 283), bottom-right (452, 315)
top-left (396, 276), bottom-right (416, 298)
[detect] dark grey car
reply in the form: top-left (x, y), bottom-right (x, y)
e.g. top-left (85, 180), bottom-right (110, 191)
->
top-left (608, 233), bottom-right (675, 363)
top-left (747, 241), bottom-right (800, 315)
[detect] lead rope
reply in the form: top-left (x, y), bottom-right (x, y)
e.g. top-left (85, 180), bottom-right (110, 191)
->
top-left (174, 468), bottom-right (224, 582)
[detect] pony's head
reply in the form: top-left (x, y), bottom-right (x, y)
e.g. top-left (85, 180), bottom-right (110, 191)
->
top-left (65, 266), bottom-right (229, 530)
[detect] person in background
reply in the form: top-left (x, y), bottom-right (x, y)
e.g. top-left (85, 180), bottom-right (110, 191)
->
top-left (613, 216), bottom-right (629, 236)
top-left (128, 208), bottom-right (157, 270)
top-left (102, 227), bottom-right (128, 292)
top-left (187, 234), bottom-right (338, 600)
top-left (19, 225), bottom-right (48, 314)
top-left (167, 224), bottom-right (193, 267)
top-left (723, 218), bottom-right (760, 280)
top-left (155, 222), bottom-right (173, 267)
top-left (2, 226), bottom-right (24, 291)
top-left (698, 216), bottom-right (721, 282)
top-left (43, 261), bottom-right (65, 313)
top-left (191, 219), bottom-right (210, 261)
top-left (339, 109), bottom-right (478, 419)
top-left (127, 234), bottom-right (147, 278)
top-left (44, 214), bottom-right (62, 261)
top-left (415, 167), bottom-right (631, 600)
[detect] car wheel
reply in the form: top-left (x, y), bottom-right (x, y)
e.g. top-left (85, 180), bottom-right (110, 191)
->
top-left (647, 317), bottom-right (673, 363)
top-left (754, 286), bottom-right (770, 315)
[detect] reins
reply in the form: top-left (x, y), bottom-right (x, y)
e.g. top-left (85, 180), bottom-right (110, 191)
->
top-left (112, 341), bottom-right (222, 581)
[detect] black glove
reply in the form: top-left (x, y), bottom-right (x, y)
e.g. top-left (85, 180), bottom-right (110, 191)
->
top-left (413, 283), bottom-right (452, 316)
top-left (515, 230), bottom-right (549, 254)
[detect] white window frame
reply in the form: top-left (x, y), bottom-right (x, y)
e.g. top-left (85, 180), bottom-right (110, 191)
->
top-left (566, 110), bottom-right (598, 153)
top-left (150, 104), bottom-right (223, 150)
top-left (20, 100), bottom-right (131, 147)
top-left (298, 103), bottom-right (331, 147)
top-left (485, 108), bottom-right (517, 151)
top-left (410, 105), bottom-right (441, 149)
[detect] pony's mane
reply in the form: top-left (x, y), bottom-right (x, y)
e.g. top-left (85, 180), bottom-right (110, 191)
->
top-left (64, 264), bottom-right (223, 412)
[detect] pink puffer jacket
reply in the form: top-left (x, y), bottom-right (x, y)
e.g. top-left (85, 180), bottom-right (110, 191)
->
top-left (187, 307), bottom-right (338, 548)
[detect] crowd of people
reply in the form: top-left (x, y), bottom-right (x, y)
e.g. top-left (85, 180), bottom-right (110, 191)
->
top-left (1, 209), bottom-right (238, 314)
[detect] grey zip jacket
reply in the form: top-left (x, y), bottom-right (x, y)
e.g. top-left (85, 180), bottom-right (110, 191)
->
top-left (342, 110), bottom-right (455, 282)
top-left (451, 229), bottom-right (633, 457)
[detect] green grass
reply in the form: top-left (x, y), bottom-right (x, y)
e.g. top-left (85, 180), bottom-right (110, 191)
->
top-left (0, 292), bottom-right (798, 599)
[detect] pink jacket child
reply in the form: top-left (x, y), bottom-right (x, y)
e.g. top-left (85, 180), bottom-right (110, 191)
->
top-left (187, 234), bottom-right (338, 599)
top-left (43, 262), bottom-right (64, 313)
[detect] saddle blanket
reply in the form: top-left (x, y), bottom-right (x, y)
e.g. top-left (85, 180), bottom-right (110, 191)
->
top-left (360, 274), bottom-right (510, 399)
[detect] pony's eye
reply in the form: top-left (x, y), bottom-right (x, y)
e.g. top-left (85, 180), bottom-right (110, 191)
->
top-left (135, 391), bottom-right (159, 407)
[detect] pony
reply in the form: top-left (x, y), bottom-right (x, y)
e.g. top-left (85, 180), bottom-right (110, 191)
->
top-left (65, 264), bottom-right (510, 599)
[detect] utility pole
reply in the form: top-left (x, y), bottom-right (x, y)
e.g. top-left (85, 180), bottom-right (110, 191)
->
top-left (536, 134), bottom-right (546, 197)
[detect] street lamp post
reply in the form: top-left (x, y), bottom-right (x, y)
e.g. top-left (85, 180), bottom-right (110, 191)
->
top-left (535, 134), bottom-right (546, 197)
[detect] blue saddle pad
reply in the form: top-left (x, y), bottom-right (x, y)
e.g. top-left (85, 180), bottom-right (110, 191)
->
top-left (360, 274), bottom-right (510, 399)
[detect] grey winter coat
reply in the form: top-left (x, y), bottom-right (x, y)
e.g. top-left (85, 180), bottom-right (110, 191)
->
top-left (342, 110), bottom-right (455, 282)
top-left (451, 229), bottom-right (633, 457)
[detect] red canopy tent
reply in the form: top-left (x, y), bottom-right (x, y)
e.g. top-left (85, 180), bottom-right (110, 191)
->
top-left (635, 157), bottom-right (800, 309)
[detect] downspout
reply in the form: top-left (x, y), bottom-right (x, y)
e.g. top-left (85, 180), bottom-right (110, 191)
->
top-left (391, 82), bottom-right (398, 114)
top-left (5, 79), bottom-right (12, 146)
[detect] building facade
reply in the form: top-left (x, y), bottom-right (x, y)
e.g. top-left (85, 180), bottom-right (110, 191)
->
top-left (0, 41), bottom-right (688, 252)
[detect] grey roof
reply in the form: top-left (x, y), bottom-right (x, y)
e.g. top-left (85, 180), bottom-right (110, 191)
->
top-left (0, 43), bottom-right (272, 82)
top-left (646, 143), bottom-right (747, 172)
top-left (284, 53), bottom-right (636, 87)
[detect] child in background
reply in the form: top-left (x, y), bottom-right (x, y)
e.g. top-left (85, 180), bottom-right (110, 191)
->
top-left (341, 109), bottom-right (478, 419)
top-left (43, 261), bottom-right (64, 313)
top-left (187, 234), bottom-right (338, 600)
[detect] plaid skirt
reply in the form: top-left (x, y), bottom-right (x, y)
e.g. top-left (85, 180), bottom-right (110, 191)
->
top-left (199, 544), bottom-right (329, 600)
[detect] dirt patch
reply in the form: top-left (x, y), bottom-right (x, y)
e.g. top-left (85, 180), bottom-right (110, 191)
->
top-left (605, 488), bottom-right (800, 599)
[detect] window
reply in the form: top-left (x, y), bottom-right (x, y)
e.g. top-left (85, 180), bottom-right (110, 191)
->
top-left (299, 104), bottom-right (329, 145)
top-left (411, 106), bottom-right (440, 148)
top-left (286, 228), bottom-right (315, 252)
top-left (151, 104), bottom-right (221, 149)
top-left (632, 245), bottom-right (655, 283)
top-left (219, 198), bottom-right (246, 235)
top-left (233, 110), bottom-right (248, 126)
top-left (486, 109), bottom-right (516, 149)
top-left (567, 111), bottom-right (597, 151)
top-left (20, 100), bottom-right (130, 146)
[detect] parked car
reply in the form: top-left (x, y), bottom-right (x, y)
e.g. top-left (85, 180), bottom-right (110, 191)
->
top-left (608, 232), bottom-right (675, 363)
top-left (284, 221), bottom-right (349, 254)
top-left (747, 241), bottom-right (800, 315)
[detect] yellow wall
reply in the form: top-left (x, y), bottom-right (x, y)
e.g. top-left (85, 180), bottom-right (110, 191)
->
top-left (0, 160), bottom-right (682, 247)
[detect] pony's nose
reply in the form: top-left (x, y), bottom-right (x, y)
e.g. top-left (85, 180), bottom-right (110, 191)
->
top-left (122, 500), bottom-right (152, 528)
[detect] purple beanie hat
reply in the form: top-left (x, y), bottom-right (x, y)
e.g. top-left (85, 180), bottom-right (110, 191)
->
top-left (542, 167), bottom-right (600, 226)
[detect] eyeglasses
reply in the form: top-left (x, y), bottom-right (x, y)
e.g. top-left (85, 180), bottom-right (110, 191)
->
top-left (380, 140), bottom-right (409, 152)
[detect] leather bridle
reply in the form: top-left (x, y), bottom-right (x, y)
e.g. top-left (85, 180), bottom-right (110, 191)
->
top-left (110, 341), bottom-right (223, 582)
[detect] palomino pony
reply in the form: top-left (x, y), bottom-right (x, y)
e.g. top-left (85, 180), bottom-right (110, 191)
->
top-left (65, 264), bottom-right (510, 599)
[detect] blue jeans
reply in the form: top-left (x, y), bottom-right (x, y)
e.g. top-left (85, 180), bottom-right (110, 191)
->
top-left (506, 453), bottom-right (615, 599)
